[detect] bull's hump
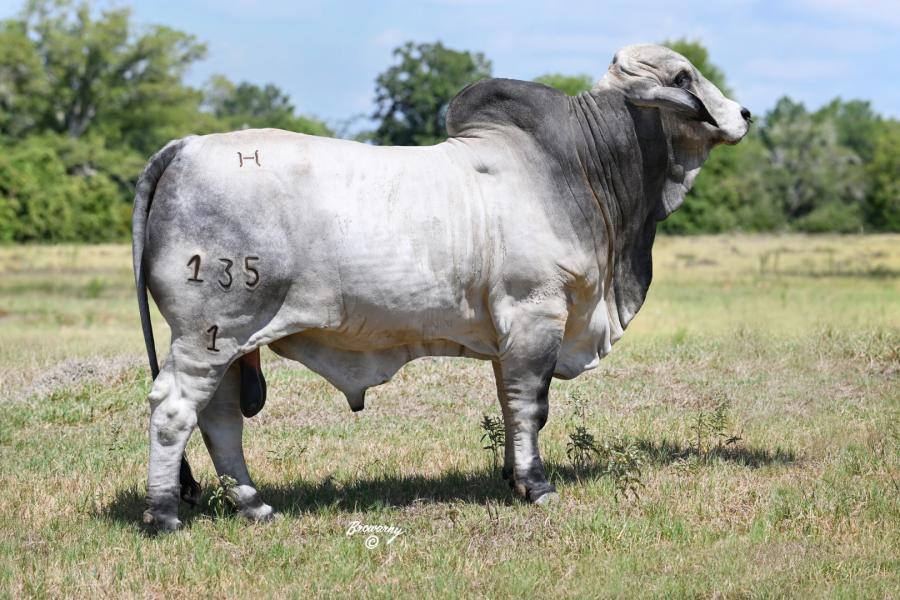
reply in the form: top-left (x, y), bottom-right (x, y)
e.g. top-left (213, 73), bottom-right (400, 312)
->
top-left (445, 78), bottom-right (570, 138)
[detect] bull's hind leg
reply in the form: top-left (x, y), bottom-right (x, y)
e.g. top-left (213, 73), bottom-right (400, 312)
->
top-left (176, 349), bottom-right (266, 507)
top-left (198, 362), bottom-right (274, 522)
top-left (143, 355), bottom-right (223, 531)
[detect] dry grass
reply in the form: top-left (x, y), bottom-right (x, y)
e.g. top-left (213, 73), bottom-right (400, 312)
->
top-left (0, 235), bottom-right (898, 598)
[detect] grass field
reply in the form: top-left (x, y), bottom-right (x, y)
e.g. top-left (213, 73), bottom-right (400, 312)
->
top-left (0, 235), bottom-right (898, 598)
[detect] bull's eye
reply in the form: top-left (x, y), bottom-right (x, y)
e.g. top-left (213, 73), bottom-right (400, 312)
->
top-left (673, 70), bottom-right (691, 89)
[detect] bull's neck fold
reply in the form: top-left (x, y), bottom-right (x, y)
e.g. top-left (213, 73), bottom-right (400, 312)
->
top-left (569, 89), bottom-right (671, 331)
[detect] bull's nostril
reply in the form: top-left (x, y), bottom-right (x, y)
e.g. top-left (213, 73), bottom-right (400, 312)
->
top-left (740, 107), bottom-right (752, 122)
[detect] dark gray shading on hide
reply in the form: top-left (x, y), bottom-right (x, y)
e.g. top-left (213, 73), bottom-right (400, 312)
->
top-left (239, 355), bottom-right (267, 418)
top-left (178, 457), bottom-right (201, 506)
top-left (447, 78), bottom-right (673, 327)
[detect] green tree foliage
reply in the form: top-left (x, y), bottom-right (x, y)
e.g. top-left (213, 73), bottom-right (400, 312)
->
top-left (533, 73), bottom-right (594, 96)
top-left (814, 99), bottom-right (882, 162)
top-left (0, 0), bottom-right (330, 243)
top-left (660, 133), bottom-right (781, 233)
top-left (371, 41), bottom-right (492, 146)
top-left (761, 97), bottom-right (867, 232)
top-left (0, 20), bottom-right (48, 137)
top-left (0, 0), bottom-right (211, 242)
top-left (865, 121), bottom-right (900, 231)
top-left (205, 75), bottom-right (332, 136)
top-left (0, 135), bottom-right (128, 242)
top-left (14, 0), bottom-right (209, 154)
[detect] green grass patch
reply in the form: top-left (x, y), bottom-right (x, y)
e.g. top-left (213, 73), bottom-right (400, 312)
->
top-left (0, 236), bottom-right (897, 598)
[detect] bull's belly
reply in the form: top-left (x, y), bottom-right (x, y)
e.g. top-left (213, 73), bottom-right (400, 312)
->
top-left (268, 289), bottom-right (617, 411)
top-left (265, 276), bottom-right (498, 410)
top-left (287, 293), bottom-right (495, 355)
top-left (269, 328), bottom-right (493, 411)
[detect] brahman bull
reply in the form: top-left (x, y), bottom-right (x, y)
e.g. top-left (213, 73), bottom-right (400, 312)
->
top-left (133, 44), bottom-right (750, 530)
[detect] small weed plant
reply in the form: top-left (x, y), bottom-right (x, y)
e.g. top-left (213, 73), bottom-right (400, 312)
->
top-left (480, 414), bottom-right (505, 472)
top-left (209, 474), bottom-right (238, 519)
top-left (599, 436), bottom-right (646, 502)
top-left (689, 398), bottom-right (743, 459)
top-left (565, 388), bottom-right (645, 502)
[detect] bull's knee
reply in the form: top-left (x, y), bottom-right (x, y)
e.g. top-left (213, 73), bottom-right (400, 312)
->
top-left (151, 401), bottom-right (198, 447)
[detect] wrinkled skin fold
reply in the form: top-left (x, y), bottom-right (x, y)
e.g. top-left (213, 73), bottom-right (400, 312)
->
top-left (133, 44), bottom-right (749, 530)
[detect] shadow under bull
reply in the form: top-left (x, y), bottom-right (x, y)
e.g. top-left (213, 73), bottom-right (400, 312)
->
top-left (99, 439), bottom-right (796, 531)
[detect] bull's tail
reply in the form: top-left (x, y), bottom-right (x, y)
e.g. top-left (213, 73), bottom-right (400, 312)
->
top-left (132, 137), bottom-right (194, 379)
top-left (132, 136), bottom-right (203, 506)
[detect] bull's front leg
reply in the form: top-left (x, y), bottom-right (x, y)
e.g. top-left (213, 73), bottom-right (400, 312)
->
top-left (491, 300), bottom-right (564, 505)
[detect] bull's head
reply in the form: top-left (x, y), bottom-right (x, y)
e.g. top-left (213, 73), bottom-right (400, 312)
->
top-left (596, 44), bottom-right (751, 218)
top-left (598, 44), bottom-right (750, 145)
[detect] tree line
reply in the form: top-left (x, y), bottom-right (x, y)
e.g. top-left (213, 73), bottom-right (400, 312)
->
top-left (0, 1), bottom-right (896, 242)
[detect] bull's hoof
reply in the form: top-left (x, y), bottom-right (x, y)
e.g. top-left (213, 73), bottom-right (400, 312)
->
top-left (510, 479), bottom-right (557, 505)
top-left (532, 490), bottom-right (559, 506)
top-left (142, 509), bottom-right (183, 533)
top-left (239, 502), bottom-right (275, 523)
top-left (512, 481), bottom-right (528, 498)
top-left (526, 483), bottom-right (557, 504)
top-left (230, 485), bottom-right (275, 523)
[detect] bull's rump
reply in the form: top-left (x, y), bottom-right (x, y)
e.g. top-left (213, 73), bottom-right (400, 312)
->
top-left (144, 129), bottom-right (501, 351)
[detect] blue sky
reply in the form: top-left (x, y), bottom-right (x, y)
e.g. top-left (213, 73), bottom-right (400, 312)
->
top-left (3, 0), bottom-right (898, 130)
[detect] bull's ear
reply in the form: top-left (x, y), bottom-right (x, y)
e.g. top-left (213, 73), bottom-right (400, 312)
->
top-left (630, 87), bottom-right (718, 128)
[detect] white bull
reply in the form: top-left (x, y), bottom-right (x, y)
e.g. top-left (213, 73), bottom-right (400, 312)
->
top-left (133, 44), bottom-right (750, 530)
